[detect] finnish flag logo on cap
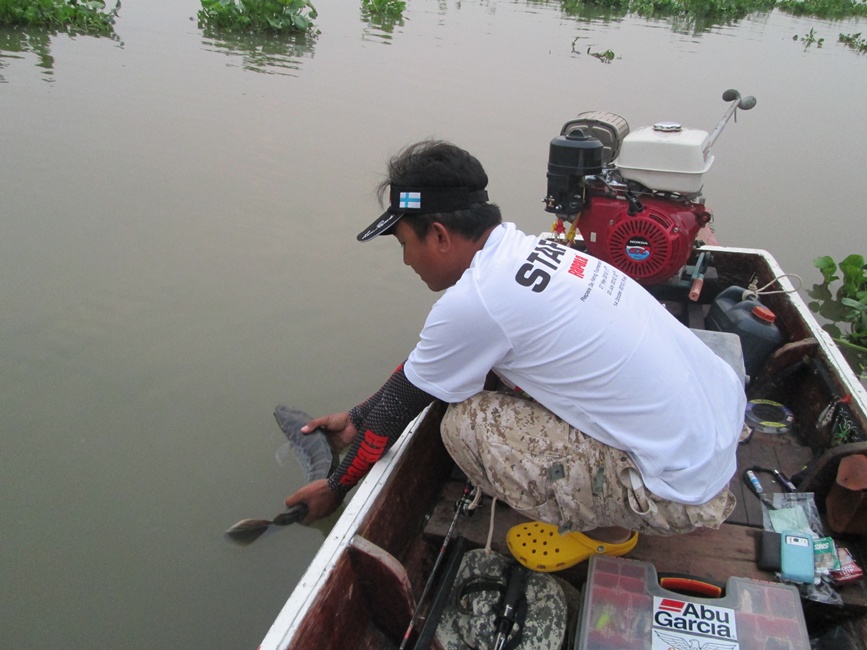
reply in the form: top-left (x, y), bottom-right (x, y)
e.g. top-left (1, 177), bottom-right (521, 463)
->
top-left (399, 192), bottom-right (421, 210)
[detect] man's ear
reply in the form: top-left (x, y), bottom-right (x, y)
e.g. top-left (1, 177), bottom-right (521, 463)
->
top-left (430, 222), bottom-right (452, 251)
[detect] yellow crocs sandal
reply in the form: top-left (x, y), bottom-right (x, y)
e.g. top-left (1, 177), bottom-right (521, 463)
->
top-left (506, 521), bottom-right (639, 572)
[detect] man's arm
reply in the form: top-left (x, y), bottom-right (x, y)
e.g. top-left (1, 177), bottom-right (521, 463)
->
top-left (285, 364), bottom-right (434, 522)
top-left (328, 363), bottom-right (434, 495)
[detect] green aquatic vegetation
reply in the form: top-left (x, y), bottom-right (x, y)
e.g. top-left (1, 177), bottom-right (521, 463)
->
top-left (563, 0), bottom-right (629, 10)
top-left (561, 0), bottom-right (776, 33)
top-left (197, 0), bottom-right (318, 33)
top-left (795, 26), bottom-right (824, 46)
top-left (571, 36), bottom-right (618, 59)
top-left (587, 46), bottom-right (616, 60)
top-left (560, 0), bottom-right (864, 30)
top-left (809, 254), bottom-right (867, 379)
top-left (0, 0), bottom-right (118, 34)
top-left (638, 0), bottom-right (775, 20)
top-left (361, 0), bottom-right (405, 18)
top-left (360, 0), bottom-right (405, 34)
top-left (839, 31), bottom-right (867, 52)
top-left (777, 0), bottom-right (867, 18)
top-left (199, 22), bottom-right (316, 75)
top-left (561, 0), bottom-right (630, 20)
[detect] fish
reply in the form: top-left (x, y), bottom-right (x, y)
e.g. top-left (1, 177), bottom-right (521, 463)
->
top-left (224, 406), bottom-right (339, 545)
top-left (273, 405), bottom-right (339, 482)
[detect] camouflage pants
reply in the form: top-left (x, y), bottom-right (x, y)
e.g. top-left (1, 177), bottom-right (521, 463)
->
top-left (440, 391), bottom-right (735, 536)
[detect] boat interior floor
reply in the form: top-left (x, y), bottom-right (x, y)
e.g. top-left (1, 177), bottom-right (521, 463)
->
top-left (422, 428), bottom-right (867, 644)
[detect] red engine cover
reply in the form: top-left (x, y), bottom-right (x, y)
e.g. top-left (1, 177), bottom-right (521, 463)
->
top-left (578, 194), bottom-right (708, 285)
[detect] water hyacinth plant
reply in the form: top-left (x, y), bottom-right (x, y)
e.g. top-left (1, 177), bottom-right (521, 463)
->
top-left (776, 0), bottom-right (867, 18)
top-left (197, 0), bottom-right (318, 33)
top-left (562, 0), bottom-right (777, 30)
top-left (0, 0), bottom-right (119, 34)
top-left (361, 0), bottom-right (406, 18)
top-left (809, 254), bottom-right (867, 379)
top-left (559, 0), bottom-right (866, 35)
top-left (839, 31), bottom-right (867, 52)
top-left (795, 26), bottom-right (825, 46)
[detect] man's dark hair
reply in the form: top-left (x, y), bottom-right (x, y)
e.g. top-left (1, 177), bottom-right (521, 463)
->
top-left (377, 140), bottom-right (502, 241)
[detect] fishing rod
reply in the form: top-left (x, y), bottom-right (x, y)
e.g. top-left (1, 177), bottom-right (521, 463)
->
top-left (399, 482), bottom-right (478, 650)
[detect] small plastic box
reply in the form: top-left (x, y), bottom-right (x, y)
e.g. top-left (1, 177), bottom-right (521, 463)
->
top-left (576, 555), bottom-right (810, 650)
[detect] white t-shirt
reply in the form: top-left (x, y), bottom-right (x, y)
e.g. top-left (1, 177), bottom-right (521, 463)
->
top-left (404, 223), bottom-right (746, 505)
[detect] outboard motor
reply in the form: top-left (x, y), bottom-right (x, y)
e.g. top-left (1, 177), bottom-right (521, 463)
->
top-left (545, 90), bottom-right (756, 286)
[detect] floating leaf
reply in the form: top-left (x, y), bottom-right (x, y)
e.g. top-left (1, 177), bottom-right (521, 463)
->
top-left (813, 256), bottom-right (838, 284)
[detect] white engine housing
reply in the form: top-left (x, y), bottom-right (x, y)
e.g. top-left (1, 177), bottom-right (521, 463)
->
top-left (615, 123), bottom-right (714, 194)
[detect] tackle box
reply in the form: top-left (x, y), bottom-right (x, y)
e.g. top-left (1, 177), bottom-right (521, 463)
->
top-left (576, 555), bottom-right (810, 650)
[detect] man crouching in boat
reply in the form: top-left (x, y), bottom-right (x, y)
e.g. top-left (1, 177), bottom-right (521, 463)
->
top-left (284, 139), bottom-right (746, 550)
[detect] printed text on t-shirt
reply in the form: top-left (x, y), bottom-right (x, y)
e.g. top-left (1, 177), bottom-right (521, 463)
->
top-left (568, 254), bottom-right (588, 278)
top-left (514, 239), bottom-right (568, 293)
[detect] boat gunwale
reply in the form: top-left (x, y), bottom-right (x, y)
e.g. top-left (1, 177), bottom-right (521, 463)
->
top-left (258, 406), bottom-right (434, 650)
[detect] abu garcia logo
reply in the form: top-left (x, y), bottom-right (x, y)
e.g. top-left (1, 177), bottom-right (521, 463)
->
top-left (653, 598), bottom-right (737, 643)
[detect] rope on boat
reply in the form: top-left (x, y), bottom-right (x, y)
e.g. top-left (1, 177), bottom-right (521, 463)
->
top-left (743, 273), bottom-right (803, 300)
top-left (468, 486), bottom-right (483, 511)
top-left (485, 496), bottom-right (499, 554)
